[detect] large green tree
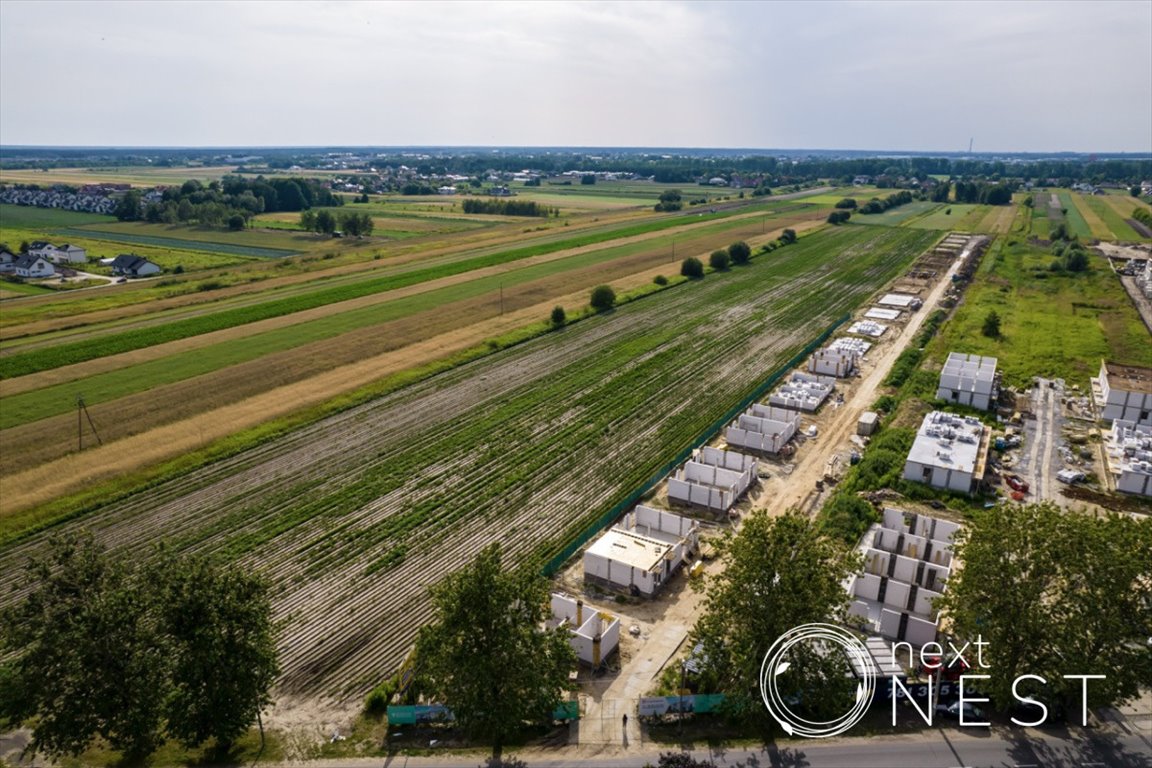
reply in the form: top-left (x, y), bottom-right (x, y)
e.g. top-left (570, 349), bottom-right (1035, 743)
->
top-left (155, 553), bottom-right (279, 748)
top-left (691, 510), bottom-right (860, 726)
top-left (0, 534), bottom-right (279, 760)
top-left (414, 544), bottom-right (574, 755)
top-left (940, 503), bottom-right (1152, 718)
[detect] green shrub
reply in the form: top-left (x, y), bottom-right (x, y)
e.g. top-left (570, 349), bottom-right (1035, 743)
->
top-left (681, 257), bottom-right (704, 279)
top-left (590, 284), bottom-right (616, 311)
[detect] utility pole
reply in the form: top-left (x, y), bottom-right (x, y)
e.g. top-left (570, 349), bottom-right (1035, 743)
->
top-left (76, 394), bottom-right (102, 451)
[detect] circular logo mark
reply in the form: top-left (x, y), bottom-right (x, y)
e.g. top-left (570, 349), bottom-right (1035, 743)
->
top-left (759, 622), bottom-right (875, 738)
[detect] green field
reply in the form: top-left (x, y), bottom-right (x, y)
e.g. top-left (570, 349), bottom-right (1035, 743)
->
top-left (930, 238), bottom-right (1152, 387)
top-left (0, 204), bottom-right (115, 230)
top-left (852, 201), bottom-right (941, 227)
top-left (51, 227), bottom-right (298, 259)
top-left (0, 208), bottom-right (823, 426)
top-left (1079, 195), bottom-right (1146, 241)
top-left (1056, 192), bottom-right (1093, 239)
top-left (0, 224), bottom-right (938, 699)
top-left (905, 204), bottom-right (983, 231)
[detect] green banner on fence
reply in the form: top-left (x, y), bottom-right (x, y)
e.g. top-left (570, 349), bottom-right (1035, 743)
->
top-left (542, 313), bottom-right (850, 576)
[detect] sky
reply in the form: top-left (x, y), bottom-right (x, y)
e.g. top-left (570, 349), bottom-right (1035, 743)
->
top-left (1, 0), bottom-right (1150, 153)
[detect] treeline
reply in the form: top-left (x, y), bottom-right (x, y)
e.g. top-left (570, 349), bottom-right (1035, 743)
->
top-left (953, 180), bottom-right (1014, 204)
top-left (460, 199), bottom-right (557, 217)
top-left (120, 175), bottom-right (343, 225)
top-left (857, 190), bottom-right (914, 214)
top-left (300, 210), bottom-right (374, 236)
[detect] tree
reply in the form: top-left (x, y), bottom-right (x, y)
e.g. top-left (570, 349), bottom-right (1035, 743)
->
top-left (834, 198), bottom-right (857, 209)
top-left (1022, 195), bottom-right (1034, 208)
top-left (727, 241), bottom-right (751, 265)
top-left (779, 228), bottom-right (797, 245)
top-left (653, 274), bottom-right (668, 286)
top-left (0, 534), bottom-right (279, 761)
top-left (315, 210), bottom-right (337, 235)
top-left (590, 284), bottom-right (616, 311)
top-left (1130, 185), bottom-right (1141, 197)
top-left (680, 257), bottom-right (704, 279)
top-left (114, 190), bottom-right (142, 221)
top-left (154, 553), bottom-right (279, 748)
top-left (0, 534), bottom-right (167, 759)
top-left (1065, 247), bottom-right (1089, 272)
top-left (709, 249), bottom-right (730, 271)
top-left (941, 504), bottom-right (1152, 718)
top-left (655, 189), bottom-right (683, 212)
top-left (414, 545), bottom-right (574, 756)
top-left (550, 305), bottom-right (566, 328)
top-left (580, 174), bottom-right (596, 185)
top-left (227, 214), bottom-right (246, 231)
top-left (299, 209), bottom-right (317, 232)
top-left (981, 310), bottom-right (1001, 338)
top-left (691, 511), bottom-right (860, 727)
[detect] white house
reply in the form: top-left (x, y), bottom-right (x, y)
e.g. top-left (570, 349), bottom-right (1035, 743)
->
top-left (769, 372), bottom-right (836, 412)
top-left (1106, 420), bottom-right (1152, 497)
top-left (936, 352), bottom-right (999, 411)
top-left (52, 244), bottom-right (87, 264)
top-left (549, 594), bottom-right (620, 668)
top-left (583, 506), bottom-right (699, 597)
top-left (1095, 360), bottom-right (1152, 427)
top-left (110, 254), bottom-right (162, 277)
top-left (725, 403), bottom-right (800, 454)
top-left (0, 250), bottom-right (16, 272)
top-left (847, 508), bottom-right (959, 646)
top-left (809, 346), bottom-right (859, 378)
top-left (903, 411), bottom-right (988, 494)
top-left (13, 254), bottom-right (56, 279)
top-left (667, 446), bottom-right (757, 513)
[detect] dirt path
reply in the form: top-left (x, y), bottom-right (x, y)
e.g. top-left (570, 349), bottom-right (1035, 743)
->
top-left (572, 237), bottom-right (964, 744)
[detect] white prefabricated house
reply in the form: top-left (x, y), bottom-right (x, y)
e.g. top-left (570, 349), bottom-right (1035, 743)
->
top-left (725, 403), bottom-right (800, 454)
top-left (936, 352), bottom-right (999, 411)
top-left (829, 337), bottom-right (872, 356)
top-left (769, 372), bottom-right (836, 412)
top-left (809, 347), bottom-right (859, 378)
top-left (667, 446), bottom-right (756, 513)
top-left (848, 320), bottom-right (887, 337)
top-left (847, 508), bottom-right (959, 646)
top-left (902, 411), bottom-right (988, 495)
top-left (877, 293), bottom-right (922, 310)
top-left (583, 506), bottom-right (699, 597)
top-left (1106, 419), bottom-right (1152, 497)
top-left (864, 307), bottom-right (901, 321)
top-left (1095, 360), bottom-right (1152, 427)
top-left (549, 593), bottom-right (620, 668)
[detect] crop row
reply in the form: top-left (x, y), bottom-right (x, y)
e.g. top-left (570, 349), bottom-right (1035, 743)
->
top-left (1, 201), bottom-right (796, 380)
top-left (0, 225), bottom-right (938, 699)
top-left (1, 208), bottom-right (818, 430)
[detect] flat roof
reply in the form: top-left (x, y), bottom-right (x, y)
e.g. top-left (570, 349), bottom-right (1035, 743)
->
top-left (942, 351), bottom-right (998, 378)
top-left (586, 528), bottom-right (670, 573)
top-left (865, 308), bottom-right (901, 320)
top-left (878, 293), bottom-right (919, 307)
top-left (906, 411), bottom-right (985, 475)
top-left (1103, 360), bottom-right (1152, 395)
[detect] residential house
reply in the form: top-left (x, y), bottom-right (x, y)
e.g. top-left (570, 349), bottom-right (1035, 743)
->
top-left (14, 254), bottom-right (56, 279)
top-left (110, 254), bottom-right (162, 277)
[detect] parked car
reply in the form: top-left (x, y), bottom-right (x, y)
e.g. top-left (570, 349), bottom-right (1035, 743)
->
top-left (1056, 469), bottom-right (1086, 484)
top-left (1004, 474), bottom-right (1029, 493)
top-left (935, 700), bottom-right (989, 725)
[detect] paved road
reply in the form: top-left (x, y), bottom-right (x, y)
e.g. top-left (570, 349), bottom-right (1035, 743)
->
top-left (282, 725), bottom-right (1152, 767)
